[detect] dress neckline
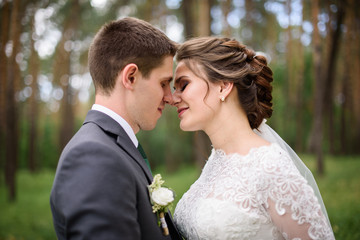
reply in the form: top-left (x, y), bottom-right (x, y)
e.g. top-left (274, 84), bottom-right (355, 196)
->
top-left (211, 143), bottom-right (277, 160)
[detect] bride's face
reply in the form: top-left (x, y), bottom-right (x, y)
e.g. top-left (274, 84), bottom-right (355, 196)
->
top-left (172, 61), bottom-right (221, 131)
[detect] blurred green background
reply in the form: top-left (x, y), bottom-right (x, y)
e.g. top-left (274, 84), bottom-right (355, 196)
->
top-left (1, 0), bottom-right (359, 239)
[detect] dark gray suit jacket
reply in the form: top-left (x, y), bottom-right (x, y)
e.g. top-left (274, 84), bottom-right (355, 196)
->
top-left (50, 110), bottom-right (182, 240)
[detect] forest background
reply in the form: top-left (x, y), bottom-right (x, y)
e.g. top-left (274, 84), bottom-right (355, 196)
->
top-left (0, 0), bottom-right (359, 239)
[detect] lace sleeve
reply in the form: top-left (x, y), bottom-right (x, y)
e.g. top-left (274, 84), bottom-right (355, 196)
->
top-left (261, 150), bottom-right (334, 240)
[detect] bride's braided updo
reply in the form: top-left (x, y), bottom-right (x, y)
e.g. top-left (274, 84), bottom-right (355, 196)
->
top-left (176, 37), bottom-right (273, 129)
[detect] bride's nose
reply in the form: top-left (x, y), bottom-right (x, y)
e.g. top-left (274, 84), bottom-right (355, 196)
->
top-left (171, 90), bottom-right (181, 106)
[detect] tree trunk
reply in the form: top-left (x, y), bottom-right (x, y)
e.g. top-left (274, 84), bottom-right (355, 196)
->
top-left (350, 1), bottom-right (360, 153)
top-left (54, 0), bottom-right (80, 151)
top-left (181, 0), bottom-right (195, 39)
top-left (339, 0), bottom-right (355, 154)
top-left (221, 0), bottom-right (232, 37)
top-left (308, 0), bottom-right (325, 175)
top-left (0, 1), bottom-right (11, 185)
top-left (28, 9), bottom-right (40, 172)
top-left (244, 0), bottom-right (255, 46)
top-left (59, 81), bottom-right (75, 150)
top-left (295, 0), bottom-right (305, 152)
top-left (323, 1), bottom-right (345, 154)
top-left (285, 0), bottom-right (295, 147)
top-left (340, 76), bottom-right (348, 154)
top-left (5, 0), bottom-right (23, 201)
top-left (197, 0), bottom-right (211, 37)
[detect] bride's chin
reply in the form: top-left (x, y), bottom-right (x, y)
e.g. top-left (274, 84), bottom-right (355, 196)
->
top-left (179, 125), bottom-right (187, 131)
top-left (179, 122), bottom-right (189, 131)
top-left (180, 121), bottom-right (198, 132)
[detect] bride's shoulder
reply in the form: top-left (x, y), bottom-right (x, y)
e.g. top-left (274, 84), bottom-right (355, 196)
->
top-left (257, 142), bottom-right (288, 156)
top-left (257, 143), bottom-right (302, 177)
top-left (249, 142), bottom-right (286, 158)
top-left (254, 143), bottom-right (294, 166)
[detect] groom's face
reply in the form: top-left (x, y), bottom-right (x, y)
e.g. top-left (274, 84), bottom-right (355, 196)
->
top-left (129, 55), bottom-right (174, 131)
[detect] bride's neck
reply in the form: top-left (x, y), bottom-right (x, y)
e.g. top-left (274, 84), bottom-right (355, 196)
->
top-left (205, 105), bottom-right (265, 155)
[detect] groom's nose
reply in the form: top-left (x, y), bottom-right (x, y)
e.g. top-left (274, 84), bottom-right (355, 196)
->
top-left (163, 85), bottom-right (174, 105)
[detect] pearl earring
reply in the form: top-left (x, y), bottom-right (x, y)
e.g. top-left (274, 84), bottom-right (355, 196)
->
top-left (220, 96), bottom-right (225, 102)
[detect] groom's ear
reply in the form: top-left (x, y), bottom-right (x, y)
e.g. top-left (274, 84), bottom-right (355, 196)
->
top-left (219, 81), bottom-right (234, 98)
top-left (121, 63), bottom-right (139, 90)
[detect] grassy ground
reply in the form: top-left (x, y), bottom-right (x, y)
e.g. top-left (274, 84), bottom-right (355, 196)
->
top-left (0, 155), bottom-right (359, 240)
top-left (302, 155), bottom-right (360, 240)
top-left (0, 170), bottom-right (57, 240)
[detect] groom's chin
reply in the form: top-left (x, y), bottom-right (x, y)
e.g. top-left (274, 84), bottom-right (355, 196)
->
top-left (141, 125), bottom-right (156, 131)
top-left (140, 120), bottom-right (158, 131)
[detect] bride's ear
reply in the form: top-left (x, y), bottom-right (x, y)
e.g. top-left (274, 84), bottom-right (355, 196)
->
top-left (120, 63), bottom-right (139, 90)
top-left (219, 81), bottom-right (234, 100)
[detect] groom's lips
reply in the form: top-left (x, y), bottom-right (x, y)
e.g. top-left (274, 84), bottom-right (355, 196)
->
top-left (158, 107), bottom-right (164, 114)
top-left (177, 107), bottom-right (188, 118)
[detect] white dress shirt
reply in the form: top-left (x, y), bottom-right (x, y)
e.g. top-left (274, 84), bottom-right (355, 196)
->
top-left (91, 104), bottom-right (138, 147)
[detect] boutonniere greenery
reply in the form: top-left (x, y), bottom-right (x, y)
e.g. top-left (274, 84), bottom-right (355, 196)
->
top-left (148, 174), bottom-right (175, 236)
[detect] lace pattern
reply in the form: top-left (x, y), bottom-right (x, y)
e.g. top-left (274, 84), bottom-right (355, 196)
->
top-left (174, 143), bottom-right (334, 240)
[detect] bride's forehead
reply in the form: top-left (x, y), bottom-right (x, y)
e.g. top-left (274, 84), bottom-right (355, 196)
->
top-left (175, 61), bottom-right (206, 79)
top-left (175, 61), bottom-right (189, 73)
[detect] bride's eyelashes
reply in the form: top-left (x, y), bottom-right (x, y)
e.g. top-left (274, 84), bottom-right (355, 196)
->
top-left (180, 82), bottom-right (189, 91)
top-left (174, 81), bottom-right (189, 92)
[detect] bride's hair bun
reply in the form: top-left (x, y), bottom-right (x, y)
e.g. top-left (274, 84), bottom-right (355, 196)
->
top-left (176, 37), bottom-right (273, 129)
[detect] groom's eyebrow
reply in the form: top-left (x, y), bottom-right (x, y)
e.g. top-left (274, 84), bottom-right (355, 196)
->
top-left (161, 76), bottom-right (173, 83)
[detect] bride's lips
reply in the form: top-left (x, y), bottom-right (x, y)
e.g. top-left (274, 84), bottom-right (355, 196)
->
top-left (158, 107), bottom-right (163, 114)
top-left (177, 107), bottom-right (189, 118)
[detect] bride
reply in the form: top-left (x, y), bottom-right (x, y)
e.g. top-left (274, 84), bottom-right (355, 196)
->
top-left (171, 37), bottom-right (335, 240)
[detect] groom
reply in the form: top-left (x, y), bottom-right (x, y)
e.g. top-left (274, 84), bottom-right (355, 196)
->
top-left (50, 17), bottom-right (181, 239)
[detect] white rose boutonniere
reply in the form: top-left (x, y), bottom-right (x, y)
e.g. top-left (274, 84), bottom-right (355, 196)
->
top-left (151, 187), bottom-right (174, 207)
top-left (148, 174), bottom-right (175, 236)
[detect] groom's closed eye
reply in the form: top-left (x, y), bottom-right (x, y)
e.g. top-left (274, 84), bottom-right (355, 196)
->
top-left (161, 78), bottom-right (173, 88)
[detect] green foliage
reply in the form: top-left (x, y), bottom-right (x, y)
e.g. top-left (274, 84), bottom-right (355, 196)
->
top-left (137, 107), bottom-right (194, 171)
top-left (268, 53), bottom-right (316, 152)
top-left (18, 117), bottom-right (30, 169)
top-left (14, 115), bottom-right (60, 170)
top-left (154, 165), bottom-right (200, 208)
top-left (0, 170), bottom-right (56, 240)
top-left (268, 62), bottom-right (287, 135)
top-left (37, 116), bottom-right (60, 170)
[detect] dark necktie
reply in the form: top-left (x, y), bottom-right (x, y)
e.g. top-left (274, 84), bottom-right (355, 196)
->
top-left (137, 143), bottom-right (152, 175)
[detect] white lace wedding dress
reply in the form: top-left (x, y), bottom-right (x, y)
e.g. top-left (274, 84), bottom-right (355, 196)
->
top-left (174, 143), bottom-right (335, 240)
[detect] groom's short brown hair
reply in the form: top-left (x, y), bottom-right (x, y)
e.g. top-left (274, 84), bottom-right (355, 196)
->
top-left (88, 17), bottom-right (177, 95)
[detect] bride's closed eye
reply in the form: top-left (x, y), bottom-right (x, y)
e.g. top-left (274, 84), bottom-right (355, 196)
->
top-left (180, 82), bottom-right (189, 91)
top-left (174, 80), bottom-right (189, 92)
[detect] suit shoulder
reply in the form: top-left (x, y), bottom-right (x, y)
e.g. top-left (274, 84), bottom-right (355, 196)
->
top-left (59, 123), bottom-right (132, 169)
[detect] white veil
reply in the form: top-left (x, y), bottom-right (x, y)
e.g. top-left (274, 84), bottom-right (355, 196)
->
top-left (253, 120), bottom-right (333, 230)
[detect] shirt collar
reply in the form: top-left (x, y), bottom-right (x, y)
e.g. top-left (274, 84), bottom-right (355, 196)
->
top-left (91, 104), bottom-right (138, 147)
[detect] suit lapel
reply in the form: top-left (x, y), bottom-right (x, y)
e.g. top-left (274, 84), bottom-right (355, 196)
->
top-left (116, 133), bottom-right (153, 182)
top-left (83, 110), bottom-right (184, 238)
top-left (84, 110), bottom-right (153, 183)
